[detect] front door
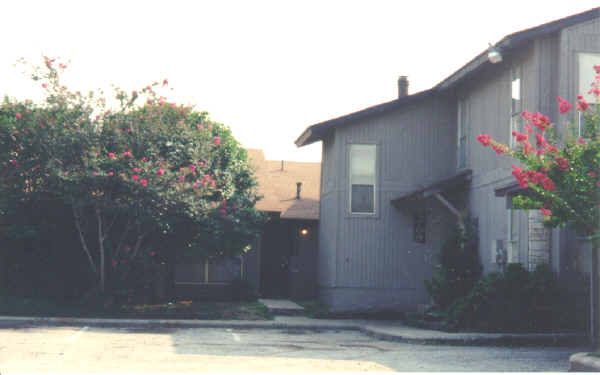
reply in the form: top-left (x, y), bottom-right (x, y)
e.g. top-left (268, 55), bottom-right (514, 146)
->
top-left (259, 219), bottom-right (292, 298)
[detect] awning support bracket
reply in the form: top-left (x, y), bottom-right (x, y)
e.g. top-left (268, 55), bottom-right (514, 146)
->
top-left (433, 192), bottom-right (462, 219)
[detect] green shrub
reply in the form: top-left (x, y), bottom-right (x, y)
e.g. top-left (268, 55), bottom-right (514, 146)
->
top-left (425, 219), bottom-right (481, 309)
top-left (445, 263), bottom-right (579, 332)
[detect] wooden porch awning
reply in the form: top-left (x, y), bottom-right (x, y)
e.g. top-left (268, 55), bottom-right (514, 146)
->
top-left (494, 181), bottom-right (526, 197)
top-left (391, 169), bottom-right (472, 209)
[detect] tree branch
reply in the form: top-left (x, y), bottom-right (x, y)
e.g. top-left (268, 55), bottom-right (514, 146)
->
top-left (72, 204), bottom-right (97, 275)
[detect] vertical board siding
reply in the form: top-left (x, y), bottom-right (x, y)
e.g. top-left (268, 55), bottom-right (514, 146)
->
top-left (318, 135), bottom-right (338, 288)
top-left (329, 97), bottom-right (455, 302)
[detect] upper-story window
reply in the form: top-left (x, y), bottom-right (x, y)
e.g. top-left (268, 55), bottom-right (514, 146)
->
top-left (510, 66), bottom-right (523, 148)
top-left (349, 144), bottom-right (376, 214)
top-left (578, 53), bottom-right (600, 138)
top-left (457, 99), bottom-right (467, 169)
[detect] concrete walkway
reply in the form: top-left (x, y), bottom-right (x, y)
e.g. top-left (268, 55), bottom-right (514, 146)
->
top-left (258, 299), bottom-right (305, 315)
top-left (0, 314), bottom-right (588, 347)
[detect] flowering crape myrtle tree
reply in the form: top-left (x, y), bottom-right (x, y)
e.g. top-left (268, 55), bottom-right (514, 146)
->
top-left (0, 57), bottom-right (265, 296)
top-left (477, 65), bottom-right (600, 347)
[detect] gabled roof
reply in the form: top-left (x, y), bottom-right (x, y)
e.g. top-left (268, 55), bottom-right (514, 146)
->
top-left (295, 6), bottom-right (600, 147)
top-left (247, 149), bottom-right (320, 220)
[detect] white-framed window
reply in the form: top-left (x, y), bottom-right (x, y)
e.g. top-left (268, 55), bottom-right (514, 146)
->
top-left (457, 99), bottom-right (467, 169)
top-left (510, 66), bottom-right (523, 148)
top-left (349, 144), bottom-right (376, 214)
top-left (578, 53), bottom-right (600, 139)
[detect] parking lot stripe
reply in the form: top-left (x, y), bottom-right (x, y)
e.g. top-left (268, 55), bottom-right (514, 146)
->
top-left (67, 326), bottom-right (88, 342)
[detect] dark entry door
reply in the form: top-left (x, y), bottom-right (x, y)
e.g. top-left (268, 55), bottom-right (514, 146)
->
top-left (260, 220), bottom-right (292, 298)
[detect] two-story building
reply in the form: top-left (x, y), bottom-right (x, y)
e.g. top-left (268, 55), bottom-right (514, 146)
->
top-left (295, 7), bottom-right (600, 313)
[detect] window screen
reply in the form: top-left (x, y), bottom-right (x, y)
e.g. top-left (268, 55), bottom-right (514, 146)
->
top-left (349, 144), bottom-right (376, 214)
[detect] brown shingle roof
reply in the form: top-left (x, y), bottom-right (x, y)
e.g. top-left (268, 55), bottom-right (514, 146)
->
top-left (247, 149), bottom-right (320, 220)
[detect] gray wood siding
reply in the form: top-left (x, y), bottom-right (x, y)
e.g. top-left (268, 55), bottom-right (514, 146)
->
top-left (457, 45), bottom-right (542, 273)
top-left (559, 18), bottom-right (600, 136)
top-left (326, 98), bottom-right (455, 302)
top-left (318, 135), bottom-right (338, 288)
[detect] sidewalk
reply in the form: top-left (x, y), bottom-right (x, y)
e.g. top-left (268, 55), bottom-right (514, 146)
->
top-left (0, 314), bottom-right (588, 347)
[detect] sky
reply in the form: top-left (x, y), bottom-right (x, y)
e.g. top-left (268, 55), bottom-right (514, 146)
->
top-left (1, 1), bottom-right (599, 162)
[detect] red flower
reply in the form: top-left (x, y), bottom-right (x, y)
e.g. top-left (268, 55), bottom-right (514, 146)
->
top-left (578, 138), bottom-right (587, 145)
top-left (535, 133), bottom-right (546, 147)
top-left (177, 121), bottom-right (183, 126)
top-left (556, 97), bottom-right (572, 114)
top-left (108, 153), bottom-right (116, 159)
top-left (15, 113), bottom-right (22, 120)
top-left (542, 177), bottom-right (555, 191)
top-left (132, 175), bottom-right (139, 181)
top-left (178, 175), bottom-right (185, 182)
top-left (577, 98), bottom-right (590, 112)
top-left (477, 134), bottom-right (492, 147)
top-left (189, 165), bottom-right (196, 172)
top-left (512, 131), bottom-right (528, 143)
top-left (594, 65), bottom-right (600, 74)
top-left (219, 208), bottom-right (227, 215)
top-left (108, 171), bottom-right (114, 176)
top-left (540, 208), bottom-right (551, 217)
top-left (491, 143), bottom-right (506, 155)
top-left (221, 200), bottom-right (227, 207)
top-left (42, 83), bottom-right (47, 88)
top-left (197, 124), bottom-right (203, 130)
top-left (214, 136), bottom-right (221, 146)
top-left (133, 167), bottom-right (141, 173)
top-left (140, 179), bottom-right (148, 187)
top-left (125, 247), bottom-right (131, 252)
top-left (92, 171), bottom-right (98, 176)
top-left (157, 169), bottom-right (165, 175)
top-left (587, 171), bottom-right (596, 177)
top-left (555, 157), bottom-right (569, 170)
top-left (123, 151), bottom-right (133, 157)
top-left (163, 79), bottom-right (168, 86)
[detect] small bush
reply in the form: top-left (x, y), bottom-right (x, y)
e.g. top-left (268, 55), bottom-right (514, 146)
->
top-left (444, 263), bottom-right (580, 332)
top-left (425, 219), bottom-right (481, 309)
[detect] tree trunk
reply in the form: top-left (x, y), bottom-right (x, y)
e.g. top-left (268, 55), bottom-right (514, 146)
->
top-left (592, 242), bottom-right (600, 350)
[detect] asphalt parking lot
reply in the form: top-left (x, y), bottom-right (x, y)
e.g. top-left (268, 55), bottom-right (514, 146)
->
top-left (0, 323), bottom-right (588, 372)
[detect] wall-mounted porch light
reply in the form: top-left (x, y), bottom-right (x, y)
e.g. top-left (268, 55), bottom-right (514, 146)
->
top-left (299, 227), bottom-right (310, 238)
top-left (487, 44), bottom-right (502, 64)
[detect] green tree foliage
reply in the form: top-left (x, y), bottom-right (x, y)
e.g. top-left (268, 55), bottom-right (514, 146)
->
top-left (0, 57), bottom-right (265, 295)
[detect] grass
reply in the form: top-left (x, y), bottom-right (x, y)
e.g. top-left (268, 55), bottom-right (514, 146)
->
top-left (0, 295), bottom-right (272, 320)
top-left (294, 300), bottom-right (328, 318)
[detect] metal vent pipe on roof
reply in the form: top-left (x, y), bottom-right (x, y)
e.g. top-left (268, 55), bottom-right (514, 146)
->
top-left (398, 76), bottom-right (409, 98)
top-left (296, 182), bottom-right (302, 199)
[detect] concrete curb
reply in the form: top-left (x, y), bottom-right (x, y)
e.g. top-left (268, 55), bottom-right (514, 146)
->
top-left (569, 352), bottom-right (600, 372)
top-left (361, 325), bottom-right (588, 347)
top-left (0, 315), bottom-right (587, 347)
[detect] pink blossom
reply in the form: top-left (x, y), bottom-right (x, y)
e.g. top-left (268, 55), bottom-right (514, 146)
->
top-left (108, 153), bottom-right (116, 159)
top-left (140, 179), bottom-right (148, 187)
top-left (123, 151), bottom-right (133, 157)
top-left (15, 113), bottom-right (21, 120)
top-left (179, 175), bottom-right (185, 183)
top-left (157, 169), bottom-right (165, 176)
top-left (189, 165), bottom-right (196, 172)
top-left (159, 99), bottom-right (166, 105)
top-left (177, 121), bottom-right (183, 126)
top-left (150, 251), bottom-right (156, 257)
top-left (42, 83), bottom-right (47, 88)
top-left (108, 171), bottom-right (114, 176)
top-left (221, 200), bottom-right (227, 207)
top-left (112, 260), bottom-right (118, 268)
top-left (555, 157), bottom-right (569, 170)
top-left (132, 175), bottom-right (139, 181)
top-left (214, 136), bottom-right (221, 146)
top-left (220, 208), bottom-right (227, 215)
top-left (133, 167), bottom-right (141, 173)
top-left (587, 171), bottom-right (596, 177)
top-left (477, 134), bottom-right (491, 147)
top-left (578, 138), bottom-right (587, 144)
top-left (163, 79), bottom-right (168, 86)
top-left (540, 208), bottom-right (551, 217)
top-left (197, 124), bottom-right (203, 130)
top-left (92, 171), bottom-right (98, 176)
top-left (125, 247), bottom-right (131, 252)
top-left (595, 65), bottom-right (600, 74)
top-left (556, 97), bottom-right (572, 114)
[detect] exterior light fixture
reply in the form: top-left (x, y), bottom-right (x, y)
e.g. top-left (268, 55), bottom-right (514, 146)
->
top-left (299, 227), bottom-right (310, 238)
top-left (487, 44), bottom-right (502, 64)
